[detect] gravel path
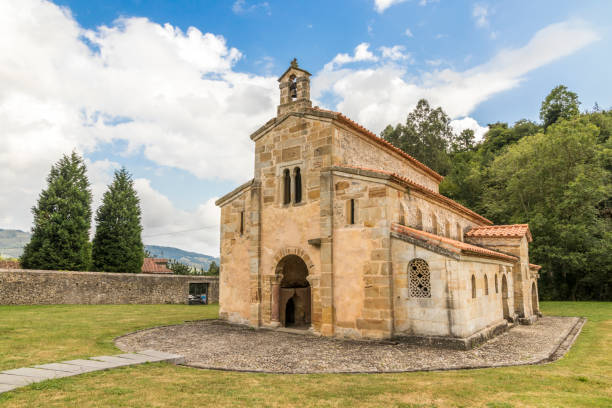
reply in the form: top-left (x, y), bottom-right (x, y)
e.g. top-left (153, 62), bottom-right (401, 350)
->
top-left (115, 316), bottom-right (583, 374)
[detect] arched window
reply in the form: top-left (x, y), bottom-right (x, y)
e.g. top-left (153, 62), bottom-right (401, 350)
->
top-left (471, 275), bottom-right (476, 298)
top-left (431, 213), bottom-right (438, 235)
top-left (408, 259), bottom-right (431, 298)
top-left (283, 169), bottom-right (291, 205)
top-left (456, 222), bottom-right (462, 241)
top-left (495, 274), bottom-right (499, 293)
top-left (289, 74), bottom-right (297, 100)
top-left (294, 167), bottom-right (302, 203)
top-left (484, 275), bottom-right (489, 295)
top-left (415, 208), bottom-right (423, 230)
top-left (445, 221), bottom-right (451, 238)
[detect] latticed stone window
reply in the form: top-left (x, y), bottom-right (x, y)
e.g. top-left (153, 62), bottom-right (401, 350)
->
top-left (408, 258), bottom-right (431, 298)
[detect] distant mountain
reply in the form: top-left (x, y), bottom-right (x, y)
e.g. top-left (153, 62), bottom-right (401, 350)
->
top-left (0, 228), bottom-right (219, 270)
top-left (144, 245), bottom-right (219, 271)
top-left (0, 228), bottom-right (31, 258)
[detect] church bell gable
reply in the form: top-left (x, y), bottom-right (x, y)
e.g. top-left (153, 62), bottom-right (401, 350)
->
top-left (277, 58), bottom-right (312, 116)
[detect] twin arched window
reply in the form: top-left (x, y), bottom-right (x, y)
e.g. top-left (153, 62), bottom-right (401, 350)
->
top-left (283, 167), bottom-right (302, 205)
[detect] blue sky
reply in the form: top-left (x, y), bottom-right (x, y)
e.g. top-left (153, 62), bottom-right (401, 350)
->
top-left (1, 0), bottom-right (610, 255)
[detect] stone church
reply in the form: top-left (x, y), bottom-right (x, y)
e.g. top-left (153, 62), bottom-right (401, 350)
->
top-left (216, 60), bottom-right (541, 348)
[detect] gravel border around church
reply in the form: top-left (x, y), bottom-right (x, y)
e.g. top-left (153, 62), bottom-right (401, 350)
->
top-left (115, 316), bottom-right (584, 374)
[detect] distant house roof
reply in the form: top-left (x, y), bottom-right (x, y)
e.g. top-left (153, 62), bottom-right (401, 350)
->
top-left (466, 224), bottom-right (532, 242)
top-left (142, 258), bottom-right (173, 274)
top-left (391, 223), bottom-right (518, 263)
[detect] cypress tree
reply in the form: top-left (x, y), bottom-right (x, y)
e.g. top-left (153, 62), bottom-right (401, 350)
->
top-left (21, 152), bottom-right (92, 270)
top-left (92, 168), bottom-right (144, 273)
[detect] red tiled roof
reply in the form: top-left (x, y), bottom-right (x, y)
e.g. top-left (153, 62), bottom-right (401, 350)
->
top-left (339, 165), bottom-right (493, 225)
top-left (466, 224), bottom-right (532, 242)
top-left (311, 107), bottom-right (444, 182)
top-left (529, 263), bottom-right (542, 270)
top-left (391, 223), bottom-right (518, 262)
top-left (141, 258), bottom-right (173, 274)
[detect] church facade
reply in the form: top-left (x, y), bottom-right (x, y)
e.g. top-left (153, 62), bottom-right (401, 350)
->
top-left (216, 61), bottom-right (541, 348)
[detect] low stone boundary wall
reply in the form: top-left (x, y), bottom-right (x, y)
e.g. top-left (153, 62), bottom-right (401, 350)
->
top-left (0, 269), bottom-right (218, 305)
top-left (0, 260), bottom-right (20, 269)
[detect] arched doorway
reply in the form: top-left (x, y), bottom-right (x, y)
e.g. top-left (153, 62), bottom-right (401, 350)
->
top-left (501, 274), bottom-right (510, 321)
top-left (276, 255), bottom-right (311, 328)
top-left (531, 282), bottom-right (538, 315)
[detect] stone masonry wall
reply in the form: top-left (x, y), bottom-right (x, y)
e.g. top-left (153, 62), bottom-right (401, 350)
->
top-left (333, 127), bottom-right (440, 192)
top-left (0, 269), bottom-right (219, 305)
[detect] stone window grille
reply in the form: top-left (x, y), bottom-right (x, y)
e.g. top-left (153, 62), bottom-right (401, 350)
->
top-left (471, 275), bottom-right (476, 298)
top-left (294, 167), bottom-right (302, 203)
top-left (283, 169), bottom-right (291, 205)
top-left (484, 274), bottom-right (489, 295)
top-left (408, 259), bottom-right (431, 298)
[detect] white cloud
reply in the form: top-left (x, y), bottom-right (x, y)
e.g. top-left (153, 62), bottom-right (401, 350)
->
top-left (473, 4), bottom-right (490, 28)
top-left (312, 20), bottom-right (599, 134)
top-left (135, 179), bottom-right (220, 254)
top-left (374, 0), bottom-right (436, 12)
top-left (450, 117), bottom-right (489, 141)
top-left (232, 0), bottom-right (271, 15)
top-left (425, 59), bottom-right (443, 66)
top-left (324, 43), bottom-right (378, 70)
top-left (404, 28), bottom-right (413, 37)
top-left (374, 0), bottom-right (408, 13)
top-left (0, 0), bottom-right (278, 253)
top-left (380, 45), bottom-right (411, 61)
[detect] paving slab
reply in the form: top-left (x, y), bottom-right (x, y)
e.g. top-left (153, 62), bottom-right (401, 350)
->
top-left (115, 353), bottom-right (165, 363)
top-left (0, 374), bottom-right (36, 386)
top-left (62, 359), bottom-right (123, 369)
top-left (0, 384), bottom-right (18, 393)
top-left (137, 349), bottom-right (185, 364)
top-left (2, 367), bottom-right (65, 380)
top-left (33, 363), bottom-right (91, 374)
top-left (90, 356), bottom-right (140, 366)
top-left (0, 350), bottom-right (185, 395)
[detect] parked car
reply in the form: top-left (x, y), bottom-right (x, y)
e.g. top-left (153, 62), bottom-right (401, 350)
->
top-left (188, 294), bottom-right (208, 305)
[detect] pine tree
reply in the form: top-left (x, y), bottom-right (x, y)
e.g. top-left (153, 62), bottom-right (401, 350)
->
top-left (92, 168), bottom-right (144, 273)
top-left (21, 152), bottom-right (92, 270)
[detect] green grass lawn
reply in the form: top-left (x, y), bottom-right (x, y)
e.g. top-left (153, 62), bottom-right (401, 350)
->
top-left (0, 302), bottom-right (610, 407)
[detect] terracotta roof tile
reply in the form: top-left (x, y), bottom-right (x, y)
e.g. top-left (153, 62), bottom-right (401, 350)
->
top-left (311, 107), bottom-right (444, 182)
top-left (338, 165), bottom-right (493, 225)
top-left (391, 223), bottom-right (518, 262)
top-left (529, 263), bottom-right (542, 270)
top-left (142, 258), bottom-right (173, 274)
top-left (466, 224), bottom-right (532, 242)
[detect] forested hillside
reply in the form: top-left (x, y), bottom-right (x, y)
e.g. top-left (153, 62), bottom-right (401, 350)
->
top-left (382, 86), bottom-right (611, 301)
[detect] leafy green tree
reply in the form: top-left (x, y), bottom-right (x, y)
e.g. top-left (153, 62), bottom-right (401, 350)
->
top-left (21, 152), bottom-right (92, 270)
top-left (207, 261), bottom-right (219, 275)
top-left (540, 85), bottom-right (580, 129)
top-left (483, 119), bottom-right (611, 300)
top-left (92, 168), bottom-right (144, 273)
top-left (381, 99), bottom-right (454, 175)
top-left (168, 259), bottom-right (192, 275)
